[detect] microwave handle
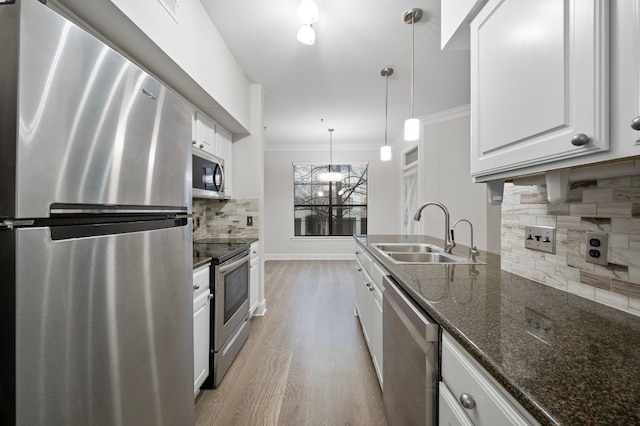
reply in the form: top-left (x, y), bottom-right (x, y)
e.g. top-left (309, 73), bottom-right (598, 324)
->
top-left (217, 163), bottom-right (225, 193)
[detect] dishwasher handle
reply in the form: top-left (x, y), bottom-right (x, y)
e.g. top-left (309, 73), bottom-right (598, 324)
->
top-left (384, 275), bottom-right (439, 343)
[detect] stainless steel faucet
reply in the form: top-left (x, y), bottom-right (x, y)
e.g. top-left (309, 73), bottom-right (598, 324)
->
top-left (452, 219), bottom-right (480, 262)
top-left (413, 201), bottom-right (456, 253)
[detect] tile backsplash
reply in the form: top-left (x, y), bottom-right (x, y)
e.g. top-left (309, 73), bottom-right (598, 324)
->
top-left (501, 175), bottom-right (640, 316)
top-left (193, 198), bottom-right (259, 240)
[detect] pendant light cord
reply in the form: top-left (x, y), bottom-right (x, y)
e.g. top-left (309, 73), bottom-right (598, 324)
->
top-left (384, 73), bottom-right (389, 146)
top-left (410, 14), bottom-right (415, 120)
top-left (328, 128), bottom-right (334, 172)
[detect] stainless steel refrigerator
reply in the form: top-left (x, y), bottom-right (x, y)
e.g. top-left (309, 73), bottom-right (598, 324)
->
top-left (0, 1), bottom-right (194, 424)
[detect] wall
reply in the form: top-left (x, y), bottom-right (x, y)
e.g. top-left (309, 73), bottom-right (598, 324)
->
top-left (397, 109), bottom-right (502, 253)
top-left (263, 148), bottom-right (400, 259)
top-left (501, 175), bottom-right (640, 316)
top-left (193, 199), bottom-right (259, 240)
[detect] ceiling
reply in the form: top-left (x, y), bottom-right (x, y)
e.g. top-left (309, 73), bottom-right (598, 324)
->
top-left (200, 0), bottom-right (471, 150)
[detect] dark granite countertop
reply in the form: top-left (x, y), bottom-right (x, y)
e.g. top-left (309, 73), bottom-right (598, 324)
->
top-left (193, 256), bottom-right (212, 269)
top-left (192, 237), bottom-right (258, 268)
top-left (355, 234), bottom-right (640, 426)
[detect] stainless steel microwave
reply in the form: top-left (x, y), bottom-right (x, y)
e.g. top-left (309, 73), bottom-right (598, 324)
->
top-left (192, 148), bottom-right (225, 199)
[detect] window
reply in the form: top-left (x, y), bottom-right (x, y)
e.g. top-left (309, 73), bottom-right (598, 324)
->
top-left (293, 163), bottom-right (368, 236)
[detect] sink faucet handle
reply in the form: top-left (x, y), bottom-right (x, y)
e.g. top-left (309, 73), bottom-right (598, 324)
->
top-left (452, 218), bottom-right (477, 262)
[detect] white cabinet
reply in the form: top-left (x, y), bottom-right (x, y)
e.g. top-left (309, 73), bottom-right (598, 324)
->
top-left (192, 111), bottom-right (216, 155)
top-left (249, 241), bottom-right (260, 315)
top-left (354, 243), bottom-right (385, 388)
top-left (439, 382), bottom-right (474, 426)
top-left (440, 332), bottom-right (539, 426)
top-left (470, 0), bottom-right (609, 180)
top-left (193, 264), bottom-right (211, 397)
top-left (216, 125), bottom-right (233, 199)
top-left (611, 0), bottom-right (640, 152)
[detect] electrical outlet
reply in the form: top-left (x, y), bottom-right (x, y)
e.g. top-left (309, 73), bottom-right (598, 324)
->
top-left (247, 216), bottom-right (253, 226)
top-left (524, 225), bottom-right (556, 254)
top-left (586, 232), bottom-right (608, 266)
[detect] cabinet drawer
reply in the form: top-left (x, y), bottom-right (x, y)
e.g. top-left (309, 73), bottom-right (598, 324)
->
top-left (355, 248), bottom-right (372, 275)
top-left (439, 382), bottom-right (474, 426)
top-left (442, 334), bottom-right (533, 426)
top-left (193, 264), bottom-right (210, 298)
top-left (372, 261), bottom-right (387, 290)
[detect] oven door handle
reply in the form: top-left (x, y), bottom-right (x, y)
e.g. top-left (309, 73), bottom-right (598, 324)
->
top-left (219, 253), bottom-right (250, 275)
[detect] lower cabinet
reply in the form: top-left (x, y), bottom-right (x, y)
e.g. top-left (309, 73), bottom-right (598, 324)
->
top-left (354, 243), bottom-right (384, 388)
top-left (249, 241), bottom-right (260, 315)
top-left (193, 264), bottom-right (211, 397)
top-left (440, 332), bottom-right (539, 426)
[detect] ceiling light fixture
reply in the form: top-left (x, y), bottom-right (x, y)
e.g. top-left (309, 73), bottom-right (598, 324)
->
top-left (318, 128), bottom-right (343, 182)
top-left (380, 67), bottom-right (394, 161)
top-left (297, 0), bottom-right (318, 45)
top-left (404, 8), bottom-right (422, 141)
top-left (297, 0), bottom-right (319, 24)
top-left (297, 24), bottom-right (316, 45)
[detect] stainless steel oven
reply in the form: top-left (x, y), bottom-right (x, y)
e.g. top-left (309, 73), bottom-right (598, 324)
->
top-left (210, 249), bottom-right (250, 387)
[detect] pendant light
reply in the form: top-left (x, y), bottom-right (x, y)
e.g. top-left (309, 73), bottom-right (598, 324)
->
top-left (297, 0), bottom-right (319, 24)
top-left (297, 0), bottom-right (318, 45)
top-left (318, 128), bottom-right (343, 182)
top-left (297, 25), bottom-right (316, 45)
top-left (404, 8), bottom-right (422, 141)
top-left (380, 67), bottom-right (394, 161)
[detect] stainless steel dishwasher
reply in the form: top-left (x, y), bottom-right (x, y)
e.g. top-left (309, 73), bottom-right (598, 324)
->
top-left (383, 275), bottom-right (440, 425)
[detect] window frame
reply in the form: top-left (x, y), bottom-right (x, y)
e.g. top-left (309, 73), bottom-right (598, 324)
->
top-left (292, 162), bottom-right (368, 237)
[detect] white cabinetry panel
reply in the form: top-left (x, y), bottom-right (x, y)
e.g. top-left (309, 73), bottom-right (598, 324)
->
top-left (193, 265), bottom-right (210, 396)
top-left (249, 241), bottom-right (260, 314)
top-left (354, 243), bottom-right (385, 388)
top-left (471, 0), bottom-right (609, 179)
top-left (441, 333), bottom-right (537, 425)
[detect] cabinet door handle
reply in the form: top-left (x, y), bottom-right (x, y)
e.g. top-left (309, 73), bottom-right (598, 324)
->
top-left (199, 143), bottom-right (205, 148)
top-left (459, 393), bottom-right (476, 410)
top-left (208, 294), bottom-right (214, 300)
top-left (192, 140), bottom-right (197, 145)
top-left (193, 284), bottom-right (200, 290)
top-left (571, 133), bottom-right (589, 146)
top-left (631, 116), bottom-right (640, 131)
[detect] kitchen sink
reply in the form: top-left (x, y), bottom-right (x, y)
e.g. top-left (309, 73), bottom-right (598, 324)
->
top-left (373, 243), bottom-right (440, 253)
top-left (386, 252), bottom-right (461, 263)
top-left (371, 243), bottom-right (484, 265)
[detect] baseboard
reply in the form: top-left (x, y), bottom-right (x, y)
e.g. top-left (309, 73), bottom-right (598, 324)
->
top-left (251, 300), bottom-right (267, 317)
top-left (264, 253), bottom-right (354, 261)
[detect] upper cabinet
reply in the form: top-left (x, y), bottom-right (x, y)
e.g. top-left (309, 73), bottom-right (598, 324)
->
top-left (193, 111), bottom-right (216, 155)
top-left (470, 0), bottom-right (610, 181)
top-left (611, 0), bottom-right (640, 152)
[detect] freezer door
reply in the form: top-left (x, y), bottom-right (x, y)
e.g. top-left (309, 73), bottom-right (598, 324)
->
top-left (9, 0), bottom-right (191, 218)
top-left (15, 222), bottom-right (194, 425)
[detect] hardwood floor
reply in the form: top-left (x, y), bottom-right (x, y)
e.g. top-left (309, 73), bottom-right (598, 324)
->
top-left (195, 260), bottom-right (386, 425)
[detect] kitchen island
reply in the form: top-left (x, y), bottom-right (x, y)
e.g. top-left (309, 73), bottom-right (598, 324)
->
top-left (356, 235), bottom-right (640, 426)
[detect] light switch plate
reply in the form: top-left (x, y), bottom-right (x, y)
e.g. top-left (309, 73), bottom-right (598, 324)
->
top-left (586, 231), bottom-right (608, 266)
top-left (524, 225), bottom-right (556, 254)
